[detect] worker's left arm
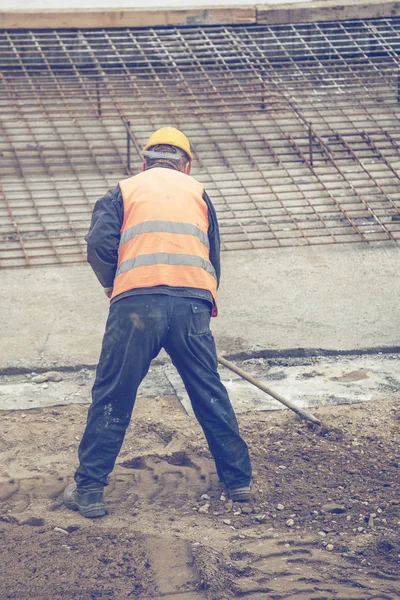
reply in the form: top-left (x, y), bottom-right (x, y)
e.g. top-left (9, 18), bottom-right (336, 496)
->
top-left (203, 190), bottom-right (221, 288)
top-left (85, 185), bottom-right (123, 293)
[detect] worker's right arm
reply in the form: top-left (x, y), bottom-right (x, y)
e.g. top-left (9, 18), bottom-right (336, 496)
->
top-left (202, 191), bottom-right (221, 288)
top-left (85, 185), bottom-right (123, 290)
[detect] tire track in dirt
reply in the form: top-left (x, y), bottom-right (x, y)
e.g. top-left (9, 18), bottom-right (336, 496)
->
top-left (1, 452), bottom-right (400, 599)
top-left (0, 475), bottom-right (67, 514)
top-left (0, 520), bottom-right (207, 599)
top-left (0, 453), bottom-right (211, 598)
top-left (0, 451), bottom-right (213, 516)
top-left (193, 534), bottom-right (400, 600)
top-left (142, 535), bottom-right (206, 599)
top-left (117, 450), bottom-right (213, 505)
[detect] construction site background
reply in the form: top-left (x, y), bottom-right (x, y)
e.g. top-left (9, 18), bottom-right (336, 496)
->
top-left (1, 4), bottom-right (400, 369)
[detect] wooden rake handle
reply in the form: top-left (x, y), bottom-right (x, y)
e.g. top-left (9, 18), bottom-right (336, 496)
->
top-left (217, 355), bottom-right (322, 426)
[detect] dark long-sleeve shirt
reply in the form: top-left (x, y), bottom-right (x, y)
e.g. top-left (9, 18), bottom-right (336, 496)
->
top-left (85, 177), bottom-right (221, 309)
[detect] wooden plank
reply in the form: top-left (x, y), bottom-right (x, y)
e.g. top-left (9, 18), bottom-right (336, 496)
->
top-left (256, 0), bottom-right (400, 25)
top-left (0, 7), bottom-right (256, 29)
top-left (2, 1), bottom-right (399, 29)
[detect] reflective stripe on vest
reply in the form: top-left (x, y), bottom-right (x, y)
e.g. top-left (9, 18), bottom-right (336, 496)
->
top-left (112, 168), bottom-right (218, 305)
top-left (120, 220), bottom-right (210, 249)
top-left (117, 252), bottom-right (216, 278)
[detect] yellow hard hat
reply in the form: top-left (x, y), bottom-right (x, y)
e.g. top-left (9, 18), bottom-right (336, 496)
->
top-left (143, 127), bottom-right (192, 161)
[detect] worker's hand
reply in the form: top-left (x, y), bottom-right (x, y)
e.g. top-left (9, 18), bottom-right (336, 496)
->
top-left (104, 287), bottom-right (113, 298)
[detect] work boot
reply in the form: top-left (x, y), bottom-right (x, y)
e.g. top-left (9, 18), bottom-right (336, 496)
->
top-left (229, 485), bottom-right (252, 503)
top-left (63, 482), bottom-right (106, 518)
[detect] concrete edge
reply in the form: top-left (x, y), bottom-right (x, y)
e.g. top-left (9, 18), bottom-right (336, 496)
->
top-left (257, 0), bottom-right (400, 25)
top-left (1, 345), bottom-right (399, 375)
top-left (0, 7), bottom-right (256, 29)
top-left (1, 0), bottom-right (399, 29)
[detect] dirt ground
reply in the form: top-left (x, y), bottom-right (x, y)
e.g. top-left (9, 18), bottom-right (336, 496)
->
top-left (1, 365), bottom-right (400, 599)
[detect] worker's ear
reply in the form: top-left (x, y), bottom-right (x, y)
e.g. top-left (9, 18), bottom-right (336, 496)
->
top-left (142, 162), bottom-right (146, 172)
top-left (184, 161), bottom-right (192, 175)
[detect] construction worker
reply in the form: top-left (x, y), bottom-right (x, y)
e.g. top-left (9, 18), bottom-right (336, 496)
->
top-left (64, 127), bottom-right (252, 518)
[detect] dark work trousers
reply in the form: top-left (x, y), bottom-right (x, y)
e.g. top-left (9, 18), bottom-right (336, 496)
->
top-left (75, 294), bottom-right (252, 491)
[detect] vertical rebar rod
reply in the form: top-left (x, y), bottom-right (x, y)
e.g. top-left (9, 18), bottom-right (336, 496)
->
top-left (397, 70), bottom-right (400, 103)
top-left (261, 69), bottom-right (266, 110)
top-left (96, 77), bottom-right (102, 117)
top-left (309, 122), bottom-right (313, 166)
top-left (127, 120), bottom-right (131, 174)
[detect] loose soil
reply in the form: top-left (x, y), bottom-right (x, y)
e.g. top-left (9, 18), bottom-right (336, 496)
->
top-left (1, 367), bottom-right (400, 599)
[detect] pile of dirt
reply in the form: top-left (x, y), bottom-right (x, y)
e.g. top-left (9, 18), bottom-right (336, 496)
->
top-left (0, 525), bottom-right (153, 599)
top-left (0, 387), bottom-right (399, 599)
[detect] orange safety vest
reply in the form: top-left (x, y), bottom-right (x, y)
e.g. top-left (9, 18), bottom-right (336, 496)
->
top-left (112, 167), bottom-right (218, 308)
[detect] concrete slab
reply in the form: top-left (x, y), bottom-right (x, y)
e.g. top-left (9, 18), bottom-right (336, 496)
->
top-left (0, 367), bottom-right (174, 410)
top-left (1, 0), bottom-right (398, 28)
top-left (1, 354), bottom-right (399, 415)
top-left (165, 354), bottom-right (400, 416)
top-left (1, 242), bottom-right (399, 371)
top-left (0, 379), bottom-right (90, 411)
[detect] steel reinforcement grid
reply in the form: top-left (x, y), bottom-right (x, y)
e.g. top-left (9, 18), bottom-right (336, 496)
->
top-left (0, 18), bottom-right (400, 268)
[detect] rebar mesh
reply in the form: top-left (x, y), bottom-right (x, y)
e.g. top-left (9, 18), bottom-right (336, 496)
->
top-left (1, 18), bottom-right (400, 268)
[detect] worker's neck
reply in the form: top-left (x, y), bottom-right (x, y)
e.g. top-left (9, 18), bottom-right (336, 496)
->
top-left (146, 163), bottom-right (180, 172)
